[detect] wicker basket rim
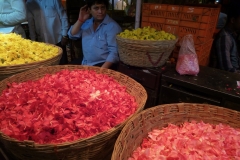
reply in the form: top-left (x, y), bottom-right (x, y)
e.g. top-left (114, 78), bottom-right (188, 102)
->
top-left (116, 34), bottom-right (179, 43)
top-left (118, 103), bottom-right (240, 128)
top-left (0, 65), bottom-right (147, 148)
top-left (111, 103), bottom-right (240, 160)
top-left (0, 44), bottom-right (62, 68)
top-left (0, 123), bottom-right (121, 146)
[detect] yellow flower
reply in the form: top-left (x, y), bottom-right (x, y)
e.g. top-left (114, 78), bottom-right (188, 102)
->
top-left (0, 33), bottom-right (59, 66)
top-left (118, 27), bottom-right (176, 41)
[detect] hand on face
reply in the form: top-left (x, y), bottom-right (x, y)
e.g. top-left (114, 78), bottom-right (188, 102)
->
top-left (78, 5), bottom-right (90, 22)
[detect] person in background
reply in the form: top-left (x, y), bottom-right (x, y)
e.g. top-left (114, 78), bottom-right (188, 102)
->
top-left (115, 0), bottom-right (126, 10)
top-left (217, 12), bottom-right (227, 29)
top-left (215, 0), bottom-right (227, 30)
top-left (207, 0), bottom-right (227, 30)
top-left (68, 0), bottom-right (122, 69)
top-left (108, 0), bottom-right (112, 9)
top-left (209, 0), bottom-right (240, 73)
top-left (26, 0), bottom-right (69, 65)
top-left (0, 0), bottom-right (27, 38)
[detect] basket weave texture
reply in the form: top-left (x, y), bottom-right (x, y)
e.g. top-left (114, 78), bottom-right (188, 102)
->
top-left (116, 36), bottom-right (178, 67)
top-left (111, 103), bottom-right (240, 160)
top-left (0, 44), bottom-right (62, 81)
top-left (0, 65), bottom-right (147, 160)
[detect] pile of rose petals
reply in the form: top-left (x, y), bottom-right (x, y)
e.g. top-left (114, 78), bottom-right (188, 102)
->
top-left (0, 69), bottom-right (137, 144)
top-left (129, 121), bottom-right (240, 160)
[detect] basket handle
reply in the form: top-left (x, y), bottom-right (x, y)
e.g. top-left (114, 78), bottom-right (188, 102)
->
top-left (146, 52), bottom-right (164, 67)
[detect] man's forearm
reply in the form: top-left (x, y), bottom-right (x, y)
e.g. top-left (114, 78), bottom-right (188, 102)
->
top-left (101, 61), bottom-right (113, 69)
top-left (71, 20), bottom-right (84, 35)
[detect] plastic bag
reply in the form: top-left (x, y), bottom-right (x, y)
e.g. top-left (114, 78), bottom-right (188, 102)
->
top-left (176, 34), bottom-right (199, 76)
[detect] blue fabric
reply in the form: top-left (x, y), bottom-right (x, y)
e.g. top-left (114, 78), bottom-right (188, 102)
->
top-left (26, 0), bottom-right (69, 44)
top-left (68, 15), bottom-right (122, 66)
top-left (0, 0), bottom-right (27, 37)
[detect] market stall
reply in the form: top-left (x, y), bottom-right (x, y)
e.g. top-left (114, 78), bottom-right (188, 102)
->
top-left (1, 0), bottom-right (240, 159)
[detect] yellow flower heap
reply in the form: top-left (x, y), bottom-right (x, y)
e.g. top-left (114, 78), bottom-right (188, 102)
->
top-left (0, 33), bottom-right (59, 66)
top-left (118, 26), bottom-right (176, 40)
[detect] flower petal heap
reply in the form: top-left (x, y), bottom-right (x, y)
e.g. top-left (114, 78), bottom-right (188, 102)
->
top-left (129, 121), bottom-right (240, 160)
top-left (0, 69), bottom-right (137, 144)
top-left (0, 33), bottom-right (59, 66)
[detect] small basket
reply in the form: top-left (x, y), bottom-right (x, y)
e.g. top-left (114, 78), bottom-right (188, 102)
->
top-left (0, 44), bottom-right (62, 81)
top-left (116, 35), bottom-right (178, 67)
top-left (0, 65), bottom-right (147, 160)
top-left (111, 103), bottom-right (240, 160)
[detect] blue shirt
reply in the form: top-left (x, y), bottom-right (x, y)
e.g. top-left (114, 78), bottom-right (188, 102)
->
top-left (0, 0), bottom-right (27, 37)
top-left (68, 15), bottom-right (122, 66)
top-left (26, 0), bottom-right (69, 44)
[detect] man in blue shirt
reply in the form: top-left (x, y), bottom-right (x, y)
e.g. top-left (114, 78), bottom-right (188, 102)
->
top-left (0, 0), bottom-right (27, 38)
top-left (26, 0), bottom-right (69, 64)
top-left (68, 0), bottom-right (122, 69)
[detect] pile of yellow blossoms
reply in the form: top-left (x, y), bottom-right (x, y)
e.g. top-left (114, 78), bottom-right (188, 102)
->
top-left (0, 33), bottom-right (59, 66)
top-left (118, 26), bottom-right (176, 40)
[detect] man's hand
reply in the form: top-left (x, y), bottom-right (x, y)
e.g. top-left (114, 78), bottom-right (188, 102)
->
top-left (61, 36), bottom-right (68, 46)
top-left (78, 5), bottom-right (90, 23)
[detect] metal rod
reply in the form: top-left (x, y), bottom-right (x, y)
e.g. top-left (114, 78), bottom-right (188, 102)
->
top-left (135, 0), bottom-right (141, 29)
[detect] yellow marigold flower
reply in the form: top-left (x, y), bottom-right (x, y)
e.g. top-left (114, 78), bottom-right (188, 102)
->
top-left (118, 27), bottom-right (176, 41)
top-left (0, 33), bottom-right (59, 66)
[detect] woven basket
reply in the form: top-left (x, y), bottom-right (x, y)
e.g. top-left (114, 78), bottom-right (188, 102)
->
top-left (0, 44), bottom-right (62, 81)
top-left (0, 65), bottom-right (147, 160)
top-left (116, 36), bottom-right (178, 67)
top-left (112, 103), bottom-right (240, 160)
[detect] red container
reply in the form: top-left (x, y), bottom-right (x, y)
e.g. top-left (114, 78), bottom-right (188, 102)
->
top-left (167, 5), bottom-right (182, 12)
top-left (166, 11), bottom-right (181, 19)
top-left (180, 8), bottom-right (219, 23)
top-left (142, 16), bottom-right (149, 22)
top-left (141, 21), bottom-right (165, 31)
top-left (142, 3), bottom-right (150, 10)
top-left (163, 25), bottom-right (179, 35)
top-left (178, 33), bottom-right (214, 45)
top-left (149, 10), bottom-right (166, 18)
top-left (179, 20), bottom-right (214, 30)
top-left (149, 17), bottom-right (166, 23)
top-left (150, 4), bottom-right (168, 11)
top-left (165, 19), bottom-right (180, 26)
top-left (197, 39), bottom-right (213, 61)
top-left (149, 22), bottom-right (165, 31)
top-left (141, 21), bottom-right (150, 28)
top-left (172, 38), bottom-right (213, 63)
top-left (142, 10), bottom-right (150, 16)
top-left (179, 26), bottom-right (215, 38)
top-left (149, 10), bottom-right (181, 19)
top-left (199, 56), bottom-right (210, 66)
top-left (181, 6), bottom-right (213, 15)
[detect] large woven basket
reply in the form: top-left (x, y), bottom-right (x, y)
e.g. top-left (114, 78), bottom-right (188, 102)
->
top-left (0, 65), bottom-right (147, 160)
top-left (116, 36), bottom-right (178, 67)
top-left (0, 44), bottom-right (62, 81)
top-left (112, 103), bottom-right (240, 160)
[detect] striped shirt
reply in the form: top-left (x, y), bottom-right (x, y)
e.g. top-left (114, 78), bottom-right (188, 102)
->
top-left (211, 27), bottom-right (240, 72)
